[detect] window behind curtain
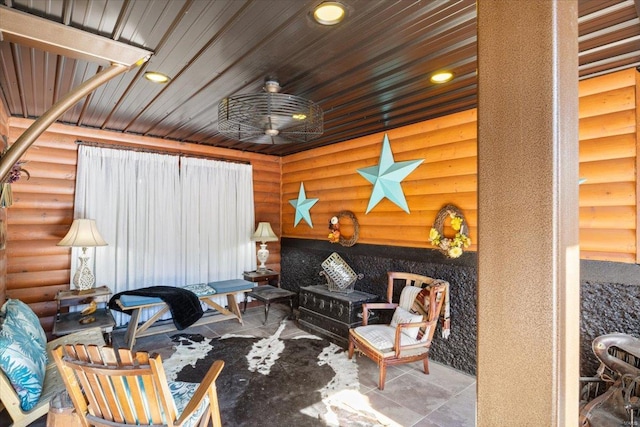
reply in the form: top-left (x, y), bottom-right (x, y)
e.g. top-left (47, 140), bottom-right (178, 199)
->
top-left (74, 145), bottom-right (255, 326)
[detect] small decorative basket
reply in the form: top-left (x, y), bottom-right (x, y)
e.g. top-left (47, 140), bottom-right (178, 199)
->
top-left (320, 252), bottom-right (363, 294)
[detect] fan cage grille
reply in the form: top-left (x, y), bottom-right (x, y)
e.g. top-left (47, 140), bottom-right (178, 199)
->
top-left (218, 92), bottom-right (323, 144)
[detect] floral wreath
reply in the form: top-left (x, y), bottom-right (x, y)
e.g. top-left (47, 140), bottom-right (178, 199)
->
top-left (429, 204), bottom-right (471, 258)
top-left (328, 210), bottom-right (359, 247)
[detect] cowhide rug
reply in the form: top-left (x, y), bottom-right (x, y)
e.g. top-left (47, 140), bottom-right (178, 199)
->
top-left (160, 322), bottom-right (398, 426)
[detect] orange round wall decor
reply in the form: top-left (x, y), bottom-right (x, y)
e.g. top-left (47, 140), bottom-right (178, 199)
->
top-left (328, 210), bottom-right (359, 247)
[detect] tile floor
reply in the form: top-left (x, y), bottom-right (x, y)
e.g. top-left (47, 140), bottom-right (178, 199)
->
top-left (7, 303), bottom-right (477, 427)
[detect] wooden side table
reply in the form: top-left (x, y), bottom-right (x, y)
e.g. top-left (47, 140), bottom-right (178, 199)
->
top-left (243, 269), bottom-right (280, 286)
top-left (53, 285), bottom-right (115, 342)
top-left (243, 285), bottom-right (295, 324)
top-left (242, 270), bottom-right (293, 323)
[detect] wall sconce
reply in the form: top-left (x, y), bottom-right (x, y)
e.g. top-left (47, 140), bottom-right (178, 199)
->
top-left (251, 222), bottom-right (278, 272)
top-left (58, 219), bottom-right (107, 291)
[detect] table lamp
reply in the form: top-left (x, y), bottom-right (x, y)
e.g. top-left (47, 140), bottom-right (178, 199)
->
top-left (251, 222), bottom-right (278, 272)
top-left (58, 219), bottom-right (108, 290)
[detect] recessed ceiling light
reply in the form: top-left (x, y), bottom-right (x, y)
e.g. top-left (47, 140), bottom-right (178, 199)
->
top-left (313, 2), bottom-right (346, 26)
top-left (430, 71), bottom-right (454, 84)
top-left (144, 71), bottom-right (171, 84)
top-left (292, 113), bottom-right (307, 120)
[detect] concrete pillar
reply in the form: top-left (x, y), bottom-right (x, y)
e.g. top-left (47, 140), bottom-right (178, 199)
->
top-left (477, 1), bottom-right (580, 425)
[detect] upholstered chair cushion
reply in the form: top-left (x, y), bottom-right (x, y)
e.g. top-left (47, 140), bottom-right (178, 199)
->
top-left (390, 307), bottom-right (423, 339)
top-left (353, 324), bottom-right (427, 355)
top-left (169, 381), bottom-right (210, 427)
top-left (0, 299), bottom-right (48, 411)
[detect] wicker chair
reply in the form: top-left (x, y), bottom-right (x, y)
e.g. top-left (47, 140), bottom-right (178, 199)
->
top-left (52, 343), bottom-right (224, 427)
top-left (348, 272), bottom-right (449, 390)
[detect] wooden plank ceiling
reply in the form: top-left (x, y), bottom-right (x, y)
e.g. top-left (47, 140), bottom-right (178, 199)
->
top-left (0, 0), bottom-right (639, 156)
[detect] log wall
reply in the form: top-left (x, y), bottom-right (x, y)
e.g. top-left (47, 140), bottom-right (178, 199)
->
top-left (579, 69), bottom-right (638, 263)
top-left (0, 101), bottom-right (8, 305)
top-left (5, 119), bottom-right (281, 333)
top-left (282, 109), bottom-right (478, 249)
top-left (282, 69), bottom-right (638, 263)
top-left (3, 68), bottom-right (637, 332)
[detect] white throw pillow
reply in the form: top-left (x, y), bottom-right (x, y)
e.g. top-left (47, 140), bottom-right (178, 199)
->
top-left (389, 306), bottom-right (423, 339)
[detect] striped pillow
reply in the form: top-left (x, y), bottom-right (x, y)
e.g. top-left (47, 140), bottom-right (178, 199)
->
top-left (409, 288), bottom-right (432, 340)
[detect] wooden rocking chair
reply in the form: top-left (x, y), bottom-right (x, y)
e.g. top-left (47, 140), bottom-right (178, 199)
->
top-left (348, 272), bottom-right (450, 390)
top-left (51, 343), bottom-right (224, 427)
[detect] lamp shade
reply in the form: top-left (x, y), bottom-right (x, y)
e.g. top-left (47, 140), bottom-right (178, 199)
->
top-left (58, 219), bottom-right (108, 247)
top-left (251, 222), bottom-right (278, 243)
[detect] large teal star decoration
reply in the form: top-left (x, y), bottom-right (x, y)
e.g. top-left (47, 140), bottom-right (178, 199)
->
top-left (357, 134), bottom-right (424, 214)
top-left (289, 182), bottom-right (319, 227)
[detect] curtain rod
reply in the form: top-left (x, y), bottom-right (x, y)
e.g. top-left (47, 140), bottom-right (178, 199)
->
top-left (75, 140), bottom-right (251, 165)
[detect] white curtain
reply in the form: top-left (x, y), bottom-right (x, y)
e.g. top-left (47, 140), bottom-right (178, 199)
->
top-left (179, 157), bottom-right (256, 309)
top-left (74, 146), bottom-right (255, 326)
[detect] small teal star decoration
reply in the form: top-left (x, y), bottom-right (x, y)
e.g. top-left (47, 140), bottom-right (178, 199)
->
top-left (289, 182), bottom-right (319, 227)
top-left (357, 134), bottom-right (424, 214)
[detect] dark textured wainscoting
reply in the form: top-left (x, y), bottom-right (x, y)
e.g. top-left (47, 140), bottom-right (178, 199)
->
top-left (280, 238), bottom-right (478, 376)
top-left (580, 260), bottom-right (640, 376)
top-left (281, 239), bottom-right (640, 378)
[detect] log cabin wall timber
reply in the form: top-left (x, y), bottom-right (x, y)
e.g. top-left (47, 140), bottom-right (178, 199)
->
top-left (282, 109), bottom-right (478, 248)
top-left (579, 69), bottom-right (637, 263)
top-left (281, 68), bottom-right (638, 263)
top-left (279, 68), bottom-right (639, 376)
top-left (4, 120), bottom-right (281, 334)
top-left (1, 68), bottom-right (637, 340)
top-left (0, 101), bottom-right (8, 305)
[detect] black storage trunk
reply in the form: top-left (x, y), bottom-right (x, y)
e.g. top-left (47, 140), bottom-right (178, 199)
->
top-left (298, 285), bottom-right (379, 346)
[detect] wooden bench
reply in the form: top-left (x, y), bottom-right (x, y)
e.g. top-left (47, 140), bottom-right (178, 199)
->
top-left (114, 280), bottom-right (255, 349)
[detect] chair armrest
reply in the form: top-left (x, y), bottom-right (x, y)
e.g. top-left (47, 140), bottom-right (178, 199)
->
top-left (394, 319), bottom-right (437, 357)
top-left (0, 368), bottom-right (20, 415)
top-left (175, 360), bottom-right (225, 426)
top-left (361, 302), bottom-right (397, 325)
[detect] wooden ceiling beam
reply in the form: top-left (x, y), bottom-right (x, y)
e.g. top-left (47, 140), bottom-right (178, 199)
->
top-left (0, 6), bottom-right (151, 67)
top-left (0, 6), bottom-right (153, 181)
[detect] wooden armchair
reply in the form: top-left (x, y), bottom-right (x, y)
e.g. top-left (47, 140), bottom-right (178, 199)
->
top-left (51, 343), bottom-right (224, 427)
top-left (0, 327), bottom-right (106, 427)
top-left (348, 272), bottom-right (449, 390)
